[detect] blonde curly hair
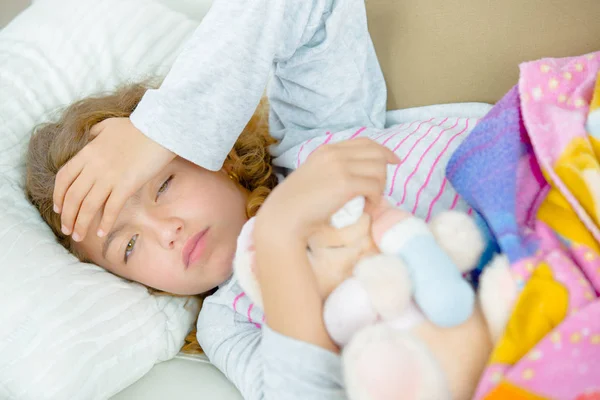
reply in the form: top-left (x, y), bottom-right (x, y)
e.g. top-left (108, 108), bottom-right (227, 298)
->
top-left (25, 81), bottom-right (278, 354)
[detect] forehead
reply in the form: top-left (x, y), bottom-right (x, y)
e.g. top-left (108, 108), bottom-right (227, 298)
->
top-left (72, 211), bottom-right (106, 267)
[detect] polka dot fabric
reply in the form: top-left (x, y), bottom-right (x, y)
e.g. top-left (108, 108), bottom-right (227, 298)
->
top-left (449, 51), bottom-right (600, 400)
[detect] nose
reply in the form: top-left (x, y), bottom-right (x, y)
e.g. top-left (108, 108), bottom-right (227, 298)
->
top-left (146, 215), bottom-right (184, 250)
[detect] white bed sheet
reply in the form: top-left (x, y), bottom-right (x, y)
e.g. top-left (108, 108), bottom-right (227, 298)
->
top-left (111, 354), bottom-right (242, 399)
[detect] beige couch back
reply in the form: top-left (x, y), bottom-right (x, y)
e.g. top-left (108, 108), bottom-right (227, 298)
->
top-left (366, 0), bottom-right (600, 109)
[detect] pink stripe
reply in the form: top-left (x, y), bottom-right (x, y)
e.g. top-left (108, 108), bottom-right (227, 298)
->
top-left (467, 208), bottom-right (473, 216)
top-left (383, 119), bottom-right (431, 147)
top-left (424, 119), bottom-right (472, 219)
top-left (233, 292), bottom-right (246, 313)
top-left (425, 178), bottom-right (448, 222)
top-left (380, 121), bottom-right (417, 146)
top-left (247, 303), bottom-right (261, 328)
top-left (373, 122), bottom-right (408, 143)
top-left (400, 118), bottom-right (458, 205)
top-left (307, 131), bottom-right (333, 158)
top-left (350, 126), bottom-right (366, 139)
top-left (388, 118), bottom-right (447, 197)
top-left (410, 118), bottom-right (465, 212)
top-left (297, 127), bottom-right (368, 169)
top-left (449, 194), bottom-right (460, 210)
top-left (296, 138), bottom-right (314, 168)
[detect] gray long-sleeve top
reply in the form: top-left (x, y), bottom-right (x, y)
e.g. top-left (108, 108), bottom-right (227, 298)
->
top-left (130, 0), bottom-right (473, 398)
top-left (130, 1), bottom-right (381, 398)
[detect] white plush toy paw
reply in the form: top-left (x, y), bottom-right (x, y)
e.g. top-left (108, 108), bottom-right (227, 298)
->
top-left (353, 254), bottom-right (412, 320)
top-left (343, 324), bottom-right (450, 400)
top-left (324, 278), bottom-right (379, 347)
top-left (331, 196), bottom-right (366, 229)
top-left (478, 254), bottom-right (516, 342)
top-left (428, 211), bottom-right (484, 272)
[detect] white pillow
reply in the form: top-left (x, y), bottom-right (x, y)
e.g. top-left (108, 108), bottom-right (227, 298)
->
top-left (0, 0), bottom-right (210, 399)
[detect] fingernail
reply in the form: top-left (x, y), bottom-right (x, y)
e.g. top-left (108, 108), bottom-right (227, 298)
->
top-left (61, 225), bottom-right (70, 235)
top-left (53, 204), bottom-right (60, 213)
top-left (72, 232), bottom-right (81, 242)
top-left (97, 229), bottom-right (105, 238)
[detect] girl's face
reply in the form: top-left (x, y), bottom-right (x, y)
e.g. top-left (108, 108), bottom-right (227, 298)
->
top-left (76, 157), bottom-right (248, 295)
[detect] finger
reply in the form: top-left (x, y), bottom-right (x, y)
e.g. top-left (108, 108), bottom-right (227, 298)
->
top-left (71, 183), bottom-right (111, 242)
top-left (60, 170), bottom-right (95, 236)
top-left (383, 146), bottom-right (401, 164)
top-left (53, 156), bottom-right (84, 214)
top-left (337, 140), bottom-right (400, 164)
top-left (96, 186), bottom-right (131, 238)
top-left (348, 161), bottom-right (388, 189)
top-left (346, 176), bottom-right (384, 206)
top-left (89, 119), bottom-right (107, 138)
top-left (333, 137), bottom-right (375, 148)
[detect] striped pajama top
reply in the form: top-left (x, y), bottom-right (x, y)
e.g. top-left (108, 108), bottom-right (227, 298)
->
top-left (128, 0), bottom-right (479, 398)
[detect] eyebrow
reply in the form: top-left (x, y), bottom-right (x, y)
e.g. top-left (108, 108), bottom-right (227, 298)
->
top-left (102, 224), bottom-right (125, 260)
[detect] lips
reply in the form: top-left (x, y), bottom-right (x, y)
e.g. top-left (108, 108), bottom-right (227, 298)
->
top-left (182, 229), bottom-right (209, 268)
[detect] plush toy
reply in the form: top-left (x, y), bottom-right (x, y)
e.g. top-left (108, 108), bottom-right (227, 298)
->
top-left (234, 196), bottom-right (517, 400)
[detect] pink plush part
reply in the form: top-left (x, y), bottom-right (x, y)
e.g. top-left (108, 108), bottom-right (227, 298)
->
top-left (324, 277), bottom-right (379, 347)
top-left (343, 325), bottom-right (450, 400)
top-left (354, 340), bottom-right (421, 400)
top-left (370, 205), bottom-right (412, 246)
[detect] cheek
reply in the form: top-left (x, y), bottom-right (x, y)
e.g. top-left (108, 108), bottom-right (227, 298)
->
top-left (131, 252), bottom-right (183, 290)
top-left (187, 177), bottom-right (245, 216)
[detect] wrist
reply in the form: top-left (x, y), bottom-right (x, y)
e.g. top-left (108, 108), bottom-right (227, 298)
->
top-left (145, 134), bottom-right (176, 162)
top-left (254, 213), bottom-right (307, 252)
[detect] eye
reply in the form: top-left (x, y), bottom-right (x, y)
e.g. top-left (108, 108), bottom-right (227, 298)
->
top-left (124, 234), bottom-right (138, 263)
top-left (156, 175), bottom-right (173, 201)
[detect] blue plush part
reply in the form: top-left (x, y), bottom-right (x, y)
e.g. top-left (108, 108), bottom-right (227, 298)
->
top-left (400, 235), bottom-right (475, 328)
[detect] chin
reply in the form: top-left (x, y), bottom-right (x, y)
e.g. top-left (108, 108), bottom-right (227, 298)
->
top-left (214, 261), bottom-right (234, 283)
top-left (211, 246), bottom-right (236, 276)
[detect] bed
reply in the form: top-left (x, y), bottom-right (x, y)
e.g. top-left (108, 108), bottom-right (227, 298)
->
top-left (0, 0), bottom-right (598, 399)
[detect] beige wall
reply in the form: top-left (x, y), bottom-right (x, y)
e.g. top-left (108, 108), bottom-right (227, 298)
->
top-left (366, 0), bottom-right (600, 109)
top-left (0, 0), bottom-right (30, 28)
top-left (2, 0), bottom-right (598, 108)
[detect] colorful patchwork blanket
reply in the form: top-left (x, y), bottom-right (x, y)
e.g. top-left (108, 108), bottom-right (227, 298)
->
top-left (447, 51), bottom-right (600, 400)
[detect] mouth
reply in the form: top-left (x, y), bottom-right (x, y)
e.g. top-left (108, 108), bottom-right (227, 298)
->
top-left (182, 228), bottom-right (209, 269)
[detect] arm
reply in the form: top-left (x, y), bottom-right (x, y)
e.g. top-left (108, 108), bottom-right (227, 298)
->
top-left (268, 0), bottom-right (387, 155)
top-left (197, 304), bottom-right (346, 400)
top-left (254, 225), bottom-right (339, 353)
top-left (251, 139), bottom-right (398, 352)
top-left (54, 0), bottom-right (387, 241)
top-left (131, 0), bottom-right (386, 170)
top-left (130, 0), bottom-right (340, 171)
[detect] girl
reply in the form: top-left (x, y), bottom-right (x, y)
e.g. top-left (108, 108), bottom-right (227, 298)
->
top-left (26, 84), bottom-right (402, 399)
top-left (30, 0), bottom-right (491, 398)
